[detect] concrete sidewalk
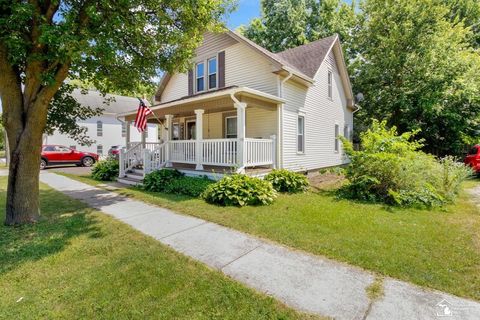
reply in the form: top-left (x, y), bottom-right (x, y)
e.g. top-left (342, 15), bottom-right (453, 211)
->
top-left (40, 172), bottom-right (480, 320)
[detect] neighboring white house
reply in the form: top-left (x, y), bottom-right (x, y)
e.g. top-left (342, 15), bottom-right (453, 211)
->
top-left (43, 90), bottom-right (158, 156)
top-left (117, 30), bottom-right (356, 182)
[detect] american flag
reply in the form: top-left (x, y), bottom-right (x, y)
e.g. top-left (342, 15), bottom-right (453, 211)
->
top-left (134, 99), bottom-right (153, 133)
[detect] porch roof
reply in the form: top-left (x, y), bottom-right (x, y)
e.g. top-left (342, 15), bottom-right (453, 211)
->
top-left (120, 87), bottom-right (286, 121)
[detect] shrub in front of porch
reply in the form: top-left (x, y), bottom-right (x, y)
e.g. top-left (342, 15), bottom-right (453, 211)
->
top-left (202, 174), bottom-right (277, 207)
top-left (91, 159), bottom-right (119, 181)
top-left (264, 169), bottom-right (309, 193)
top-left (143, 169), bottom-right (213, 197)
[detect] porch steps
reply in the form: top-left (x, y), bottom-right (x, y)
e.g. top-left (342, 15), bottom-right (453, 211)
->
top-left (117, 169), bottom-right (144, 186)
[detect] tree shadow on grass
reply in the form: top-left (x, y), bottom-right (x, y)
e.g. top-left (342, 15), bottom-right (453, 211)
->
top-left (0, 188), bottom-right (102, 275)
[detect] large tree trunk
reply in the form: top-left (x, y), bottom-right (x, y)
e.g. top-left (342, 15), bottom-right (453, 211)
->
top-left (4, 120), bottom-right (44, 225)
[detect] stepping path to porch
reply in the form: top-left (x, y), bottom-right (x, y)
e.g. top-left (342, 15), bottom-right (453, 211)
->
top-left (40, 172), bottom-right (480, 320)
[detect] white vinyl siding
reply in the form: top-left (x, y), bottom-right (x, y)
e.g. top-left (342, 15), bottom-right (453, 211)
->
top-left (282, 49), bottom-right (353, 171)
top-left (160, 73), bottom-right (188, 102)
top-left (224, 43), bottom-right (279, 96)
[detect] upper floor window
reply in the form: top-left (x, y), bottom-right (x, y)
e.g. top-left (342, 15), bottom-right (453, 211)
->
top-left (208, 57), bottom-right (217, 89)
top-left (97, 121), bottom-right (103, 137)
top-left (196, 62), bottom-right (205, 92)
top-left (327, 70), bottom-right (333, 99)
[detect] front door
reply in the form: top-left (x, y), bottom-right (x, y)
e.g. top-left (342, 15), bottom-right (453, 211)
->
top-left (186, 120), bottom-right (196, 140)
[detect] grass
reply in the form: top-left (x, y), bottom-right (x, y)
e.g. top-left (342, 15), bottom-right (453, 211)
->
top-left (0, 176), bottom-right (317, 319)
top-left (64, 173), bottom-right (480, 301)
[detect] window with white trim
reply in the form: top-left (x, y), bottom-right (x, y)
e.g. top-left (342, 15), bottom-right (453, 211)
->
top-left (97, 145), bottom-right (103, 155)
top-left (121, 122), bottom-right (126, 137)
top-left (334, 124), bottom-right (339, 152)
top-left (97, 121), bottom-right (103, 137)
top-left (297, 115), bottom-right (305, 153)
top-left (196, 62), bottom-right (205, 92)
top-left (327, 70), bottom-right (333, 99)
top-left (225, 116), bottom-right (237, 138)
top-left (208, 57), bottom-right (217, 89)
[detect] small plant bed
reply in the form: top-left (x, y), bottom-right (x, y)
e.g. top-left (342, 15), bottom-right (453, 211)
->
top-left (63, 173), bottom-right (480, 301)
top-left (202, 174), bottom-right (277, 206)
top-left (0, 177), bottom-right (311, 319)
top-left (142, 169), bottom-right (214, 197)
top-left (91, 158), bottom-right (119, 181)
top-left (264, 169), bottom-right (309, 193)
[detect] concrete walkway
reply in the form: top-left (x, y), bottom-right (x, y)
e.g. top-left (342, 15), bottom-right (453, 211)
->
top-left (39, 172), bottom-right (480, 320)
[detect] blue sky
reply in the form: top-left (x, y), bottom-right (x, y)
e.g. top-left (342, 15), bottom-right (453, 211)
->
top-left (226, 0), bottom-right (261, 29)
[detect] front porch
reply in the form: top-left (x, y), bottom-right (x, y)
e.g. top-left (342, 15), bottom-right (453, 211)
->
top-left (118, 87), bottom-right (285, 181)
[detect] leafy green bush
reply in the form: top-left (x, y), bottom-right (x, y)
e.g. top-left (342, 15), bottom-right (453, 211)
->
top-left (163, 176), bottom-right (214, 197)
top-left (264, 169), bottom-right (309, 193)
top-left (91, 159), bottom-right (119, 181)
top-left (142, 169), bottom-right (183, 192)
top-left (340, 120), bottom-right (471, 207)
top-left (142, 169), bottom-right (213, 197)
top-left (202, 174), bottom-right (277, 206)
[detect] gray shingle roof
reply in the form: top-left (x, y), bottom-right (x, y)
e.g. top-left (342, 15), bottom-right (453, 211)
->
top-left (276, 34), bottom-right (338, 78)
top-left (71, 89), bottom-right (141, 114)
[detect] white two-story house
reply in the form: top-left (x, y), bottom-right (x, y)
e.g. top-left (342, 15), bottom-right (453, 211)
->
top-left (44, 89), bottom-right (158, 157)
top-left (118, 30), bottom-right (356, 182)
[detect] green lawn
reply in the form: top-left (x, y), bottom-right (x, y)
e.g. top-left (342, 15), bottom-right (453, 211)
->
top-left (0, 177), bottom-right (317, 319)
top-left (65, 173), bottom-right (480, 301)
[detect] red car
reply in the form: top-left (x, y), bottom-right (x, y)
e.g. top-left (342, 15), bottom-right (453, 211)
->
top-left (464, 144), bottom-right (480, 173)
top-left (41, 145), bottom-right (99, 170)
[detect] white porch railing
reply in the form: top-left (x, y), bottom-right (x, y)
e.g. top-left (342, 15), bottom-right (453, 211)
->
top-left (119, 136), bottom-right (276, 177)
top-left (144, 142), bottom-right (167, 175)
top-left (245, 138), bottom-right (275, 167)
top-left (127, 142), bottom-right (162, 152)
top-left (169, 140), bottom-right (196, 164)
top-left (202, 139), bottom-right (238, 166)
top-left (119, 142), bottom-right (142, 177)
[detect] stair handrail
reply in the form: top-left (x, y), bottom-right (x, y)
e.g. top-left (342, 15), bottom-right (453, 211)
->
top-left (120, 142), bottom-right (143, 177)
top-left (144, 141), bottom-right (168, 175)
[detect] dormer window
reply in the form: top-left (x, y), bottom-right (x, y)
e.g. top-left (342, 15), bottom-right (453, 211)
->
top-left (208, 57), bottom-right (217, 89)
top-left (196, 62), bottom-right (205, 92)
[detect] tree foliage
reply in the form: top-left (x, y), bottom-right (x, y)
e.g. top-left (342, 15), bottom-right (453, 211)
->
top-left (240, 0), bottom-right (357, 55)
top-left (0, 0), bottom-right (233, 225)
top-left (353, 0), bottom-right (480, 156)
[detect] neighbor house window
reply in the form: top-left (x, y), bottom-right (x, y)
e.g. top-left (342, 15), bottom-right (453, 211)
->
top-left (297, 115), bottom-right (305, 153)
top-left (334, 124), bottom-right (339, 152)
top-left (97, 121), bottom-right (103, 137)
top-left (208, 57), bottom-right (217, 89)
top-left (327, 70), bottom-right (333, 99)
top-left (121, 122), bottom-right (126, 137)
top-left (196, 62), bottom-right (205, 92)
top-left (225, 116), bottom-right (237, 138)
top-left (70, 145), bottom-right (76, 150)
top-left (97, 145), bottom-right (103, 155)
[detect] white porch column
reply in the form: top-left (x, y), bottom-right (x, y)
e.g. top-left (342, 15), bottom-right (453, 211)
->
top-left (270, 134), bottom-right (277, 169)
top-left (125, 120), bottom-right (131, 149)
top-left (165, 114), bottom-right (173, 167)
top-left (235, 102), bottom-right (247, 173)
top-left (141, 128), bottom-right (146, 148)
top-left (194, 109), bottom-right (204, 170)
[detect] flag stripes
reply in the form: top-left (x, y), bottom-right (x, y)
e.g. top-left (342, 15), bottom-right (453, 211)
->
top-left (134, 99), bottom-right (153, 133)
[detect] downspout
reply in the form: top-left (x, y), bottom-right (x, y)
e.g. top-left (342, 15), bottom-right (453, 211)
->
top-left (278, 71), bottom-right (293, 169)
